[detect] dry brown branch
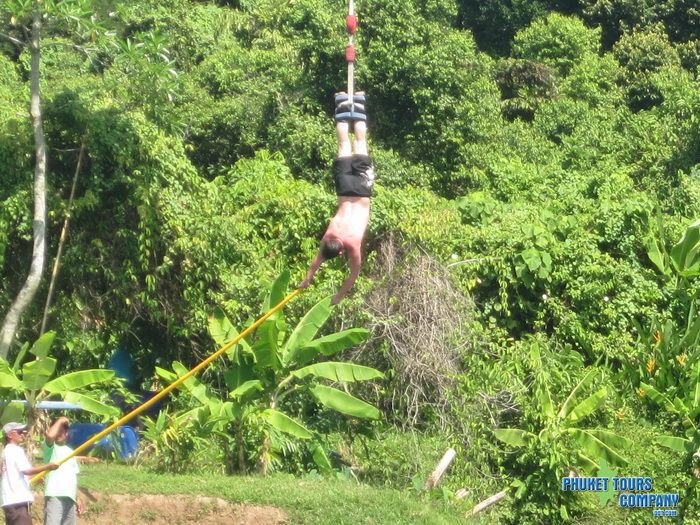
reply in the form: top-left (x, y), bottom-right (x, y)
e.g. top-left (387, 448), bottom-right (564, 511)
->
top-left (352, 235), bottom-right (474, 430)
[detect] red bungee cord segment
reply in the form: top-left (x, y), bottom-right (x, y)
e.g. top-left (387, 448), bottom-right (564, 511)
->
top-left (345, 44), bottom-right (356, 63)
top-left (346, 14), bottom-right (357, 35)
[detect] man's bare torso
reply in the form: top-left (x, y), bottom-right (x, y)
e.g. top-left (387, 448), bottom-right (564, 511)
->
top-left (324, 196), bottom-right (370, 250)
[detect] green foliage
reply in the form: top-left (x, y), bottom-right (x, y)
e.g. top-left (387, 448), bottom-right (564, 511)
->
top-left (493, 342), bottom-right (630, 523)
top-left (496, 59), bottom-right (557, 121)
top-left (147, 272), bottom-right (381, 474)
top-left (513, 13), bottom-right (601, 76)
top-left (457, 0), bottom-right (551, 55)
top-left (613, 24), bottom-right (680, 110)
top-left (581, 0), bottom-right (700, 48)
top-left (0, 332), bottom-right (120, 428)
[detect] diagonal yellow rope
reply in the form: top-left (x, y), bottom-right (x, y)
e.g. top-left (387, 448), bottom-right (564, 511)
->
top-left (31, 288), bottom-right (301, 483)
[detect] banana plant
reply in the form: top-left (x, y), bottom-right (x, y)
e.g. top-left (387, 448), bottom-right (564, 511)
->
top-left (157, 270), bottom-right (382, 474)
top-left (640, 371), bottom-right (700, 517)
top-left (0, 331), bottom-right (119, 451)
top-left (494, 342), bottom-right (630, 520)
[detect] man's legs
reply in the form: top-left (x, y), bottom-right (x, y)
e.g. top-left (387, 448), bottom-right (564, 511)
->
top-left (336, 121), bottom-right (352, 158)
top-left (333, 91), bottom-right (374, 196)
top-left (349, 113), bottom-right (374, 193)
top-left (352, 119), bottom-right (368, 156)
top-left (4, 503), bottom-right (32, 525)
top-left (44, 497), bottom-right (76, 525)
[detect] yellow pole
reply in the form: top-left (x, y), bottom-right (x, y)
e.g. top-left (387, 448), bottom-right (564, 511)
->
top-left (32, 288), bottom-right (301, 483)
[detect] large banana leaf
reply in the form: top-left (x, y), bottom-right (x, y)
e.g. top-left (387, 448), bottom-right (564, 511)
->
top-left (261, 409), bottom-right (312, 439)
top-left (43, 370), bottom-right (115, 394)
top-left (262, 270), bottom-right (290, 316)
top-left (0, 402), bottom-right (25, 425)
top-left (0, 360), bottom-right (22, 391)
top-left (155, 366), bottom-right (177, 383)
top-left (172, 361), bottom-right (215, 406)
top-left (646, 236), bottom-right (670, 276)
top-left (11, 343), bottom-right (30, 373)
top-left (292, 362), bottom-right (383, 382)
top-left (208, 307), bottom-right (251, 362)
top-left (29, 331), bottom-right (56, 358)
top-left (568, 428), bottom-right (628, 466)
top-left (229, 380), bottom-right (263, 400)
top-left (292, 329), bottom-right (371, 365)
top-left (303, 329), bottom-right (370, 356)
top-left (22, 357), bottom-right (57, 391)
top-left (565, 388), bottom-right (607, 424)
top-left (640, 382), bottom-right (678, 413)
top-left (670, 219), bottom-right (700, 277)
top-left (558, 369), bottom-right (598, 420)
top-left (311, 443), bottom-right (333, 474)
top-left (63, 392), bottom-right (119, 418)
top-left (679, 316), bottom-right (700, 353)
top-left (310, 385), bottom-right (380, 419)
top-left (224, 363), bottom-right (256, 391)
top-left (208, 306), bottom-right (238, 346)
top-left (537, 384), bottom-right (555, 420)
top-left (655, 435), bottom-right (692, 453)
top-left (494, 428), bottom-right (535, 447)
top-left (252, 320), bottom-right (281, 370)
top-left (584, 429), bottom-right (632, 450)
top-left (577, 452), bottom-right (600, 473)
top-left (283, 297), bottom-right (332, 364)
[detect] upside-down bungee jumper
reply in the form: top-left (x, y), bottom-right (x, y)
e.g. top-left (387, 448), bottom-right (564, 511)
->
top-left (300, 0), bottom-right (375, 305)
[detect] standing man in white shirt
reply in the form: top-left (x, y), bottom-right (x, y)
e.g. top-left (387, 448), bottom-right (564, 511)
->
top-left (1, 422), bottom-right (58, 525)
top-left (43, 417), bottom-right (81, 525)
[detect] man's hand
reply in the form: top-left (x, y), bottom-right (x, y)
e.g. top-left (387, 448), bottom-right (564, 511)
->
top-left (331, 292), bottom-right (345, 305)
top-left (77, 499), bottom-right (84, 517)
top-left (46, 463), bottom-right (59, 471)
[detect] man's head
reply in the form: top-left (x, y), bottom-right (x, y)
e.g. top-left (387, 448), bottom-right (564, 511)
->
top-left (3, 422), bottom-right (27, 445)
top-left (320, 237), bottom-right (344, 259)
top-left (53, 419), bottom-right (69, 445)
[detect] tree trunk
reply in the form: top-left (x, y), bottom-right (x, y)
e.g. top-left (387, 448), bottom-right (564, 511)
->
top-left (0, 8), bottom-right (46, 359)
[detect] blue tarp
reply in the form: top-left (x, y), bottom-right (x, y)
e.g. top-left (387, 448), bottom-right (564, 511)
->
top-left (67, 423), bottom-right (138, 459)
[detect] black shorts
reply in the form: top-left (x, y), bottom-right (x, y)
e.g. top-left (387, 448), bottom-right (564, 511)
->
top-left (333, 154), bottom-right (375, 197)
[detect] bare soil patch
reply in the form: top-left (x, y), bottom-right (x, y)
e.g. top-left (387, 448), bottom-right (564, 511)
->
top-left (30, 491), bottom-right (287, 525)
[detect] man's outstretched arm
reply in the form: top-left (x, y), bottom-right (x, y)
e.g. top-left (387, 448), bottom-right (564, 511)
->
top-left (300, 252), bottom-right (324, 288)
top-left (332, 249), bottom-right (361, 305)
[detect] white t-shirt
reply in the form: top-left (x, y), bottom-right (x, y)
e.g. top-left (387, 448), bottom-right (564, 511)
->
top-left (1, 443), bottom-right (34, 507)
top-left (43, 443), bottom-right (79, 501)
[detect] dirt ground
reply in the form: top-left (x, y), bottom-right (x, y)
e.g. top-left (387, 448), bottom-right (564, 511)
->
top-left (27, 491), bottom-right (287, 525)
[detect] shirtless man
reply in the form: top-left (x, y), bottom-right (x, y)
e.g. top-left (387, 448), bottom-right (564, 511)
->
top-left (300, 93), bottom-right (375, 305)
